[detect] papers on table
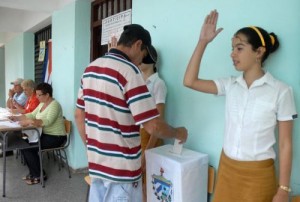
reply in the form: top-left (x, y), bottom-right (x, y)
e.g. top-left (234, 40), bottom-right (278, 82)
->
top-left (0, 117), bottom-right (9, 121)
top-left (0, 107), bottom-right (9, 113)
top-left (0, 107), bottom-right (22, 128)
top-left (0, 121), bottom-right (21, 128)
top-left (0, 108), bottom-right (11, 120)
top-left (0, 107), bottom-right (21, 121)
top-left (0, 107), bottom-right (42, 143)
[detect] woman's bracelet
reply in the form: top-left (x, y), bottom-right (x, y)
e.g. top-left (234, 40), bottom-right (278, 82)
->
top-left (279, 185), bottom-right (291, 193)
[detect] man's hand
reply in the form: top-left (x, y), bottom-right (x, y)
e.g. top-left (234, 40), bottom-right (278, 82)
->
top-left (8, 89), bottom-right (14, 98)
top-left (175, 127), bottom-right (188, 144)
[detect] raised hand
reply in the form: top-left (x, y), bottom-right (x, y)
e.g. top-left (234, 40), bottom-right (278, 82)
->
top-left (108, 36), bottom-right (118, 51)
top-left (199, 10), bottom-right (223, 43)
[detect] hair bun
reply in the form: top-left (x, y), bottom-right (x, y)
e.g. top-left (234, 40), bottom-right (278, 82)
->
top-left (269, 32), bottom-right (279, 53)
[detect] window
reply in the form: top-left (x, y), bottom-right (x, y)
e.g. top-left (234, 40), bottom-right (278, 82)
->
top-left (34, 25), bottom-right (52, 84)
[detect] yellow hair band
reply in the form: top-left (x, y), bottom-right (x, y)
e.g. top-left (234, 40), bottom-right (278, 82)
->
top-left (249, 26), bottom-right (265, 47)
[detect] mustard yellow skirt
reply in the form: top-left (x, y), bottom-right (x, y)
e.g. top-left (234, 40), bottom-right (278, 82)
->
top-left (213, 151), bottom-right (277, 202)
top-left (140, 128), bottom-right (163, 151)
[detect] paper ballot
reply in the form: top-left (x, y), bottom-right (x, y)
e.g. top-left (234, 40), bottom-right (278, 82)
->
top-left (172, 139), bottom-right (183, 155)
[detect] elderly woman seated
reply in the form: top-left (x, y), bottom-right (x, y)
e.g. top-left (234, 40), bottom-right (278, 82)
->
top-left (11, 83), bottom-right (67, 185)
top-left (11, 79), bottom-right (39, 114)
top-left (4, 80), bottom-right (40, 157)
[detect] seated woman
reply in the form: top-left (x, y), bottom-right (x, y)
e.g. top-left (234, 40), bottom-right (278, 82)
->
top-left (13, 83), bottom-right (67, 185)
top-left (5, 80), bottom-right (40, 156)
top-left (11, 79), bottom-right (39, 114)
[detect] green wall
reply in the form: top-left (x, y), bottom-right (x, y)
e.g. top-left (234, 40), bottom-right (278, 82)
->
top-left (51, 0), bottom-right (90, 169)
top-left (0, 47), bottom-right (5, 107)
top-left (5, 33), bottom-right (34, 101)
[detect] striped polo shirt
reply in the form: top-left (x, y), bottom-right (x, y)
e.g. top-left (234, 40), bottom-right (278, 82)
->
top-left (76, 49), bottom-right (159, 183)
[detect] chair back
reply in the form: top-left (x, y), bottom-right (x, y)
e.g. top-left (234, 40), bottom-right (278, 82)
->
top-left (64, 119), bottom-right (71, 135)
top-left (63, 119), bottom-right (72, 148)
top-left (84, 175), bottom-right (91, 186)
top-left (208, 165), bottom-right (215, 194)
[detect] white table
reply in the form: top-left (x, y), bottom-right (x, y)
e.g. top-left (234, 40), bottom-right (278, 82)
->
top-left (146, 145), bottom-right (209, 202)
top-left (0, 108), bottom-right (44, 197)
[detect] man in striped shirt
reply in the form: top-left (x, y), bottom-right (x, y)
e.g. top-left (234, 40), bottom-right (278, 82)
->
top-left (75, 24), bottom-right (188, 202)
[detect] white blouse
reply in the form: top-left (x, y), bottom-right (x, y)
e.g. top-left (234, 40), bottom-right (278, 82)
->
top-left (145, 72), bottom-right (167, 105)
top-left (214, 72), bottom-right (297, 161)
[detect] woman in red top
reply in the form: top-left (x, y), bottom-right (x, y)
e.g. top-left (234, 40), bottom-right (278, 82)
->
top-left (12, 79), bottom-right (39, 114)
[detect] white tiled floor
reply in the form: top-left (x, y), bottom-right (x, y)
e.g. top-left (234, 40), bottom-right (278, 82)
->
top-left (0, 152), bottom-right (88, 202)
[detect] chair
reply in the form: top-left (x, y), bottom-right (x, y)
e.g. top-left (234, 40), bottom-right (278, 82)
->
top-left (41, 118), bottom-right (72, 178)
top-left (207, 165), bottom-right (215, 202)
top-left (208, 165), bottom-right (215, 194)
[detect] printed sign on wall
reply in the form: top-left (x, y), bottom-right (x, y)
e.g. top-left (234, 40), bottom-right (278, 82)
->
top-left (101, 9), bottom-right (132, 45)
top-left (38, 41), bottom-right (46, 62)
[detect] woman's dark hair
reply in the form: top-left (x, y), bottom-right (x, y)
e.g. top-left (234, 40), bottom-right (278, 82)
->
top-left (36, 83), bottom-right (53, 97)
top-left (235, 26), bottom-right (279, 63)
top-left (142, 45), bottom-right (158, 72)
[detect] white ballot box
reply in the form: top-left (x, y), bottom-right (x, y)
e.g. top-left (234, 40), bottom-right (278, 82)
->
top-left (146, 144), bottom-right (208, 202)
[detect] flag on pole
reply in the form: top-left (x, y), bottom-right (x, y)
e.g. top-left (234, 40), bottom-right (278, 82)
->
top-left (42, 39), bottom-right (52, 84)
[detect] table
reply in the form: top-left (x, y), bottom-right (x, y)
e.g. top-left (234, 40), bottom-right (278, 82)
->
top-left (0, 110), bottom-right (44, 197)
top-left (146, 144), bottom-right (208, 202)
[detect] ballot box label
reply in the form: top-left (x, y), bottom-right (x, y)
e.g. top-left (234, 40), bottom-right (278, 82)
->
top-left (151, 167), bottom-right (173, 202)
top-left (146, 145), bottom-right (208, 202)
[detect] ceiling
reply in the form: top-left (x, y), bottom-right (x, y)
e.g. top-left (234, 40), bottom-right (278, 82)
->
top-left (0, 0), bottom-right (77, 46)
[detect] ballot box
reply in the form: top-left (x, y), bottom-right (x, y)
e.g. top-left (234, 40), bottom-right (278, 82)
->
top-left (146, 145), bottom-right (208, 202)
